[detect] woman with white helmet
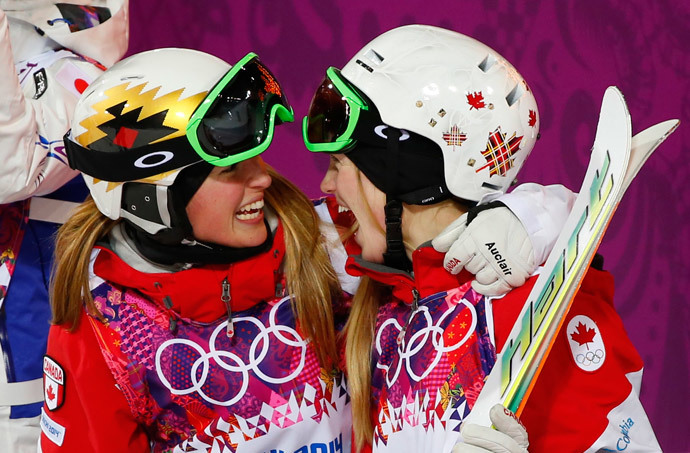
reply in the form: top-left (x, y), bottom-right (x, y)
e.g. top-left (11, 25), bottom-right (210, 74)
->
top-left (41, 48), bottom-right (352, 452)
top-left (303, 24), bottom-right (661, 452)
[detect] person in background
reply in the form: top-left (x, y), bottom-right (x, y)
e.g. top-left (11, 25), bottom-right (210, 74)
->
top-left (303, 24), bottom-right (661, 452)
top-left (0, 1), bottom-right (127, 451)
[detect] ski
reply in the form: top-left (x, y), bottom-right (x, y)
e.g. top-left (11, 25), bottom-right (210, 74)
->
top-left (463, 86), bottom-right (680, 428)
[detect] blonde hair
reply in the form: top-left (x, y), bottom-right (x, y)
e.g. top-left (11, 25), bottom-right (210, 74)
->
top-left (264, 167), bottom-right (342, 371)
top-left (345, 276), bottom-right (387, 451)
top-left (51, 197), bottom-right (119, 327)
top-left (344, 168), bottom-right (388, 450)
top-left (51, 166), bottom-right (342, 372)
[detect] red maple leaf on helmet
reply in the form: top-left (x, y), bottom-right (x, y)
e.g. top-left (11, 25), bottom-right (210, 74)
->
top-left (570, 322), bottom-right (596, 349)
top-left (467, 91), bottom-right (486, 110)
top-left (46, 384), bottom-right (56, 402)
top-left (528, 110), bottom-right (537, 127)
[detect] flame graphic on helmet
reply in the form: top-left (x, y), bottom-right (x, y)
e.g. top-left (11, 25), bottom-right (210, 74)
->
top-left (75, 81), bottom-right (208, 147)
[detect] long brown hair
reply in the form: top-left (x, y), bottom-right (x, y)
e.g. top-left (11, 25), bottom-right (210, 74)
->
top-left (50, 166), bottom-right (342, 372)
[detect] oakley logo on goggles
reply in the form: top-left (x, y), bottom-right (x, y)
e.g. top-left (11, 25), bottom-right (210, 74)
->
top-left (65, 53), bottom-right (293, 182)
top-left (187, 52), bottom-right (294, 166)
top-left (303, 67), bottom-right (368, 153)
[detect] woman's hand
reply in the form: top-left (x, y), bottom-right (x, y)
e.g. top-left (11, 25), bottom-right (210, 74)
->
top-left (433, 206), bottom-right (535, 297)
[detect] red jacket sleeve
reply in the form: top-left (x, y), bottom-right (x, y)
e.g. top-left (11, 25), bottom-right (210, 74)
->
top-left (517, 268), bottom-right (647, 452)
top-left (40, 310), bottom-right (150, 452)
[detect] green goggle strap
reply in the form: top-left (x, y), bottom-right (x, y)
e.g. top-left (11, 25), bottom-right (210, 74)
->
top-left (186, 52), bottom-right (294, 167)
top-left (303, 66), bottom-right (367, 153)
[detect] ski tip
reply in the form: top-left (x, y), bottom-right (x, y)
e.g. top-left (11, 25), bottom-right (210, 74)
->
top-left (603, 86), bottom-right (626, 106)
top-left (633, 119), bottom-right (680, 149)
top-left (602, 85), bottom-right (629, 109)
top-left (666, 119), bottom-right (681, 136)
top-left (654, 119), bottom-right (680, 147)
top-left (594, 86), bottom-right (631, 155)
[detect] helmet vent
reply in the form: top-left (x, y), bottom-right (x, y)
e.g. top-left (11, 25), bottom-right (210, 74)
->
top-left (478, 54), bottom-right (497, 72)
top-left (364, 49), bottom-right (385, 65)
top-left (481, 182), bottom-right (502, 191)
top-left (505, 83), bottom-right (525, 107)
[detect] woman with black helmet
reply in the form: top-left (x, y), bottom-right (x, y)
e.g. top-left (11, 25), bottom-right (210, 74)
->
top-left (41, 48), bottom-right (351, 452)
top-left (303, 24), bottom-right (661, 453)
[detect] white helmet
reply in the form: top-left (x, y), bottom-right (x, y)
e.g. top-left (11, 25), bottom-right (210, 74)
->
top-left (66, 47), bottom-right (293, 243)
top-left (304, 24), bottom-right (539, 203)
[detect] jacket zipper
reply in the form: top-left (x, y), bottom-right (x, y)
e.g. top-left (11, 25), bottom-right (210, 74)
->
top-left (221, 277), bottom-right (233, 338)
top-left (397, 288), bottom-right (420, 346)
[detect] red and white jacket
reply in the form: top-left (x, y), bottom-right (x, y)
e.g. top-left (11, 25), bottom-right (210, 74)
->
top-left (346, 245), bottom-right (660, 452)
top-left (40, 223), bottom-right (352, 452)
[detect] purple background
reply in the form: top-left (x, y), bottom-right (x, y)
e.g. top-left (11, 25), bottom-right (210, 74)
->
top-left (127, 1), bottom-right (688, 450)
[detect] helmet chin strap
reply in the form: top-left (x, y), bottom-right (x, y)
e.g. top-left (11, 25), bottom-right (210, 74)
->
top-left (123, 220), bottom-right (275, 266)
top-left (382, 127), bottom-right (411, 271)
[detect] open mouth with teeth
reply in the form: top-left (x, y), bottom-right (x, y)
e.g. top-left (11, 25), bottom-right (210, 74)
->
top-left (338, 205), bottom-right (351, 214)
top-left (236, 199), bottom-right (264, 220)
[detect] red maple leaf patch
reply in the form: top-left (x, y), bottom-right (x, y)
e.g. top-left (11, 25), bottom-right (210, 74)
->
top-left (570, 322), bottom-right (596, 349)
top-left (467, 91), bottom-right (486, 110)
top-left (46, 384), bottom-right (56, 402)
top-left (528, 109), bottom-right (537, 127)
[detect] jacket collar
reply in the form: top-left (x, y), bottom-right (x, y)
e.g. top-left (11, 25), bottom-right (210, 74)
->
top-left (93, 223), bottom-right (286, 323)
top-left (345, 241), bottom-right (472, 304)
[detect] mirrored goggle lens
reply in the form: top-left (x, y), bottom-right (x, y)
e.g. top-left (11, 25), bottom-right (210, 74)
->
top-left (305, 75), bottom-right (351, 144)
top-left (196, 58), bottom-right (291, 159)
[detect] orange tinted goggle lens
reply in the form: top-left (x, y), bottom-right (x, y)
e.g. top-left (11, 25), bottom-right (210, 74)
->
top-left (305, 76), bottom-right (350, 144)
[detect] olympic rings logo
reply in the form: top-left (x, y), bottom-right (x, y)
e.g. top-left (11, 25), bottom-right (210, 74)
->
top-left (375, 298), bottom-right (477, 386)
top-left (155, 297), bottom-right (307, 406)
top-left (576, 348), bottom-right (604, 366)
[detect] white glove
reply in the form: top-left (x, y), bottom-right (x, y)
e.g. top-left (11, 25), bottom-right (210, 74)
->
top-left (432, 206), bottom-right (535, 296)
top-left (453, 404), bottom-right (529, 453)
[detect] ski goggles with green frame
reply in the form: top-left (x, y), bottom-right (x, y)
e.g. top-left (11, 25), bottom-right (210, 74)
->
top-left (65, 53), bottom-right (293, 182)
top-left (302, 67), bottom-right (369, 153)
top-left (187, 52), bottom-right (294, 166)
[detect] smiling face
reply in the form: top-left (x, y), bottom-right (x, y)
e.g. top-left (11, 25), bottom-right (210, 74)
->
top-left (320, 154), bottom-right (388, 263)
top-left (186, 156), bottom-right (272, 248)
